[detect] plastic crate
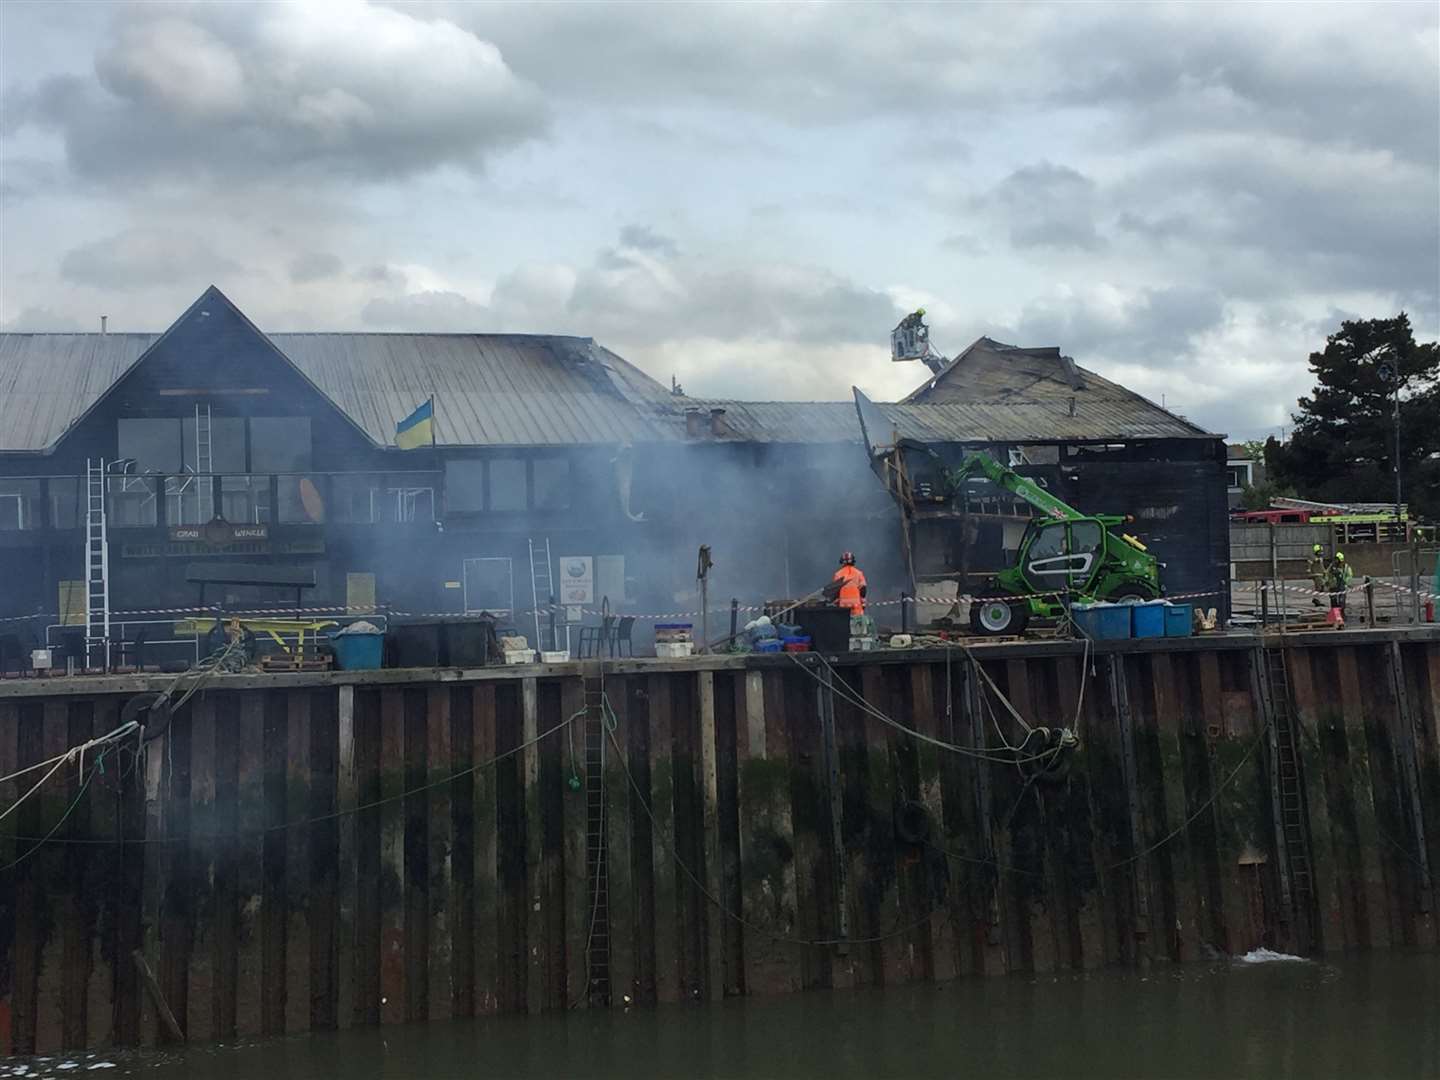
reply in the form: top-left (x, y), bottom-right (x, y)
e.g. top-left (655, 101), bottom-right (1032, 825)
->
top-left (330, 630), bottom-right (384, 670)
top-left (1164, 604), bottom-right (1194, 637)
top-left (1071, 604), bottom-right (1131, 641)
top-left (1131, 602), bottom-right (1166, 639)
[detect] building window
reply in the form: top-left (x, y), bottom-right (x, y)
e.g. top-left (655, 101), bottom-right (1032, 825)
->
top-left (221, 475), bottom-right (270, 524)
top-left (48, 478), bottom-right (79, 529)
top-left (1226, 463), bottom-right (1251, 492)
top-left (444, 461), bottom-right (486, 514)
top-left (0, 479), bottom-right (41, 530)
top-left (489, 459), bottom-right (527, 511)
top-left (183, 416), bottom-right (246, 473)
top-left (249, 417), bottom-right (312, 472)
top-left (107, 476), bottom-right (158, 527)
top-left (532, 458), bottom-right (571, 510)
top-left (118, 418), bottom-right (182, 473)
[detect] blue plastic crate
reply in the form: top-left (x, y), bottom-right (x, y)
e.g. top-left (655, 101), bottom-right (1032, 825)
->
top-left (1164, 604), bottom-right (1193, 637)
top-left (330, 630), bottom-right (384, 670)
top-left (1132, 602), bottom-right (1166, 639)
top-left (1071, 604), bottom-right (1131, 641)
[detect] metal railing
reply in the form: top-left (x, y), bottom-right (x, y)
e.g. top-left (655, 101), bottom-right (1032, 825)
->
top-left (0, 471), bottom-right (444, 531)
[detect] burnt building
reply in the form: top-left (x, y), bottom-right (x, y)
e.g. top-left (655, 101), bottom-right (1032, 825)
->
top-left (0, 288), bottom-right (1227, 663)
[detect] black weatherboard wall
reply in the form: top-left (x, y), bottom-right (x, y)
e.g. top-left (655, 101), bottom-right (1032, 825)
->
top-left (1066, 440), bottom-right (1230, 614)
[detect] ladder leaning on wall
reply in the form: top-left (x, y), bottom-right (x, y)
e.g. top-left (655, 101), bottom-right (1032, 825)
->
top-left (528, 537), bottom-right (554, 654)
top-left (84, 458), bottom-right (111, 670)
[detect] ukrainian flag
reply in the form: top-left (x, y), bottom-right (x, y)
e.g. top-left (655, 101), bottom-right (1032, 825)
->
top-left (395, 398), bottom-right (434, 450)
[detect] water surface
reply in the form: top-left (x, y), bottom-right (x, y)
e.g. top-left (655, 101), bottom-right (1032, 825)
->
top-left (5, 952), bottom-right (1436, 1079)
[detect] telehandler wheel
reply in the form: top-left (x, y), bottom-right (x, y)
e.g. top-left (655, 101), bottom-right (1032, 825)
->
top-left (1107, 583), bottom-right (1154, 604)
top-left (970, 597), bottom-right (1030, 637)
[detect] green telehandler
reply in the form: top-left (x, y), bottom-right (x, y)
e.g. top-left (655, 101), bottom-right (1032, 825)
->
top-left (946, 451), bottom-right (1161, 636)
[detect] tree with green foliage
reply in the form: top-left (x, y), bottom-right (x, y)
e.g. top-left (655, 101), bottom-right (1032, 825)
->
top-left (1240, 481), bottom-right (1294, 511)
top-left (1267, 314), bottom-right (1440, 521)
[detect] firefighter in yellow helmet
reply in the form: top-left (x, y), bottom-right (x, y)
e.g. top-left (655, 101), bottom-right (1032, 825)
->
top-left (1306, 543), bottom-right (1329, 605)
top-left (1326, 550), bottom-right (1353, 616)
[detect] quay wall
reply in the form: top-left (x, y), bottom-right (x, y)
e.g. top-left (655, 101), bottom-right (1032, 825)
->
top-left (1, 629), bottom-right (1437, 1053)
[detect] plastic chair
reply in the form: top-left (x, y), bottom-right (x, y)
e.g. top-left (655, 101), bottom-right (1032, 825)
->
top-left (611, 616), bottom-right (636, 658)
top-left (578, 615), bottom-right (615, 659)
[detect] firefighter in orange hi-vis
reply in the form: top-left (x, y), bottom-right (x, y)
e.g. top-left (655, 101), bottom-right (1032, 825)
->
top-left (831, 552), bottom-right (868, 615)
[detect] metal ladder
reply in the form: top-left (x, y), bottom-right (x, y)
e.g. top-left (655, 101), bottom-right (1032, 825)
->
top-left (84, 459), bottom-right (111, 670)
top-left (528, 538), bottom-right (554, 653)
top-left (1264, 647), bottom-right (1313, 914)
top-left (582, 675), bottom-right (612, 1004)
top-left (193, 403), bottom-right (213, 522)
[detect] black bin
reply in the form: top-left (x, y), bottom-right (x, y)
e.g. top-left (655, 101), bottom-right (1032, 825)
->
top-left (796, 605), bottom-right (851, 654)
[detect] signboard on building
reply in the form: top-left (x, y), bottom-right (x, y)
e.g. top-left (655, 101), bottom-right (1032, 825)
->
top-left (170, 520), bottom-right (269, 544)
top-left (559, 555), bottom-right (593, 604)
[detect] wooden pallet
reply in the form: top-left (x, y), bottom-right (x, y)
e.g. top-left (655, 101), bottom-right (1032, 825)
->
top-left (259, 654), bottom-right (333, 673)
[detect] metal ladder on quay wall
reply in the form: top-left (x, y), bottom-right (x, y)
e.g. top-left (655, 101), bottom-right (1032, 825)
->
top-left (582, 674), bottom-right (612, 1004)
top-left (528, 537), bottom-right (554, 653)
top-left (84, 459), bottom-right (111, 670)
top-left (1263, 646), bottom-right (1314, 919)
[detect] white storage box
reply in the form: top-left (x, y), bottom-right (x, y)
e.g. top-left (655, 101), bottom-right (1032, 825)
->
top-left (848, 637), bottom-right (878, 652)
top-left (655, 641), bottom-right (694, 659)
top-left (31, 648), bottom-right (53, 670)
top-left (503, 650), bottom-right (535, 665)
top-left (540, 650), bottom-right (569, 664)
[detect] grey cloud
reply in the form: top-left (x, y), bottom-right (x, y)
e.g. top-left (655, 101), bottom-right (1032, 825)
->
top-left (362, 290), bottom-right (489, 332)
top-left (435, 2), bottom-right (1435, 163)
top-left (617, 224), bottom-right (679, 258)
top-left (12, 2), bottom-right (548, 184)
top-left (1003, 285), bottom-right (1227, 369)
top-left (1, 307), bottom-right (85, 332)
top-left (363, 229), bottom-right (902, 348)
top-left (556, 232), bottom-right (898, 346)
top-left (288, 251), bottom-right (343, 284)
top-left (355, 264), bottom-right (407, 289)
top-left (1108, 138), bottom-right (1439, 307)
top-left (982, 162), bottom-right (1104, 252)
top-left (60, 229), bottom-right (243, 289)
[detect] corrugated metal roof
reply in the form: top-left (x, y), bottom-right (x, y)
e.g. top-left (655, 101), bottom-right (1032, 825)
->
top-left (671, 397), bottom-right (1215, 444)
top-left (901, 335), bottom-right (1214, 438)
top-left (0, 330), bottom-right (677, 451)
top-left (272, 334), bottom-right (674, 447)
top-left (0, 333), bottom-right (149, 453)
top-left (0, 308), bottom-right (1216, 452)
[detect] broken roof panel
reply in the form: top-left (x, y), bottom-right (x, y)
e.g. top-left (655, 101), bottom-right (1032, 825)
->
top-left (900, 335), bottom-right (1211, 438)
top-left (671, 397), bottom-right (1216, 444)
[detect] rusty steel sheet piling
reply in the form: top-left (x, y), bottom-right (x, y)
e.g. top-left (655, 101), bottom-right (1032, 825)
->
top-left (0, 627), bottom-right (1437, 1053)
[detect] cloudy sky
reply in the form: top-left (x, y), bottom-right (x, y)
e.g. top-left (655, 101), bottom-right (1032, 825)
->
top-left (1, 1), bottom-right (1436, 437)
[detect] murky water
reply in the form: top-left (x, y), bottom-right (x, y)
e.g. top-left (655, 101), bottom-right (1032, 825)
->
top-left (5, 952), bottom-right (1437, 1079)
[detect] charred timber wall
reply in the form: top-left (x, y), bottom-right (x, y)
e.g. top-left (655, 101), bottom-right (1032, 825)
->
top-left (1, 630), bottom-right (1437, 1053)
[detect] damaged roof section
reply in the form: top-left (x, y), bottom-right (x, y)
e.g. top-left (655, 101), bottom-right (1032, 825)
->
top-left (666, 397), bottom-right (1213, 444)
top-left (899, 334), bottom-right (1208, 438)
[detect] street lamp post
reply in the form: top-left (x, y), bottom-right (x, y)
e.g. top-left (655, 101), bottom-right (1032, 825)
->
top-left (1377, 359), bottom-right (1403, 536)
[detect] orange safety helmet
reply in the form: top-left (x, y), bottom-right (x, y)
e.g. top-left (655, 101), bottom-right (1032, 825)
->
top-left (839, 551), bottom-right (856, 566)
